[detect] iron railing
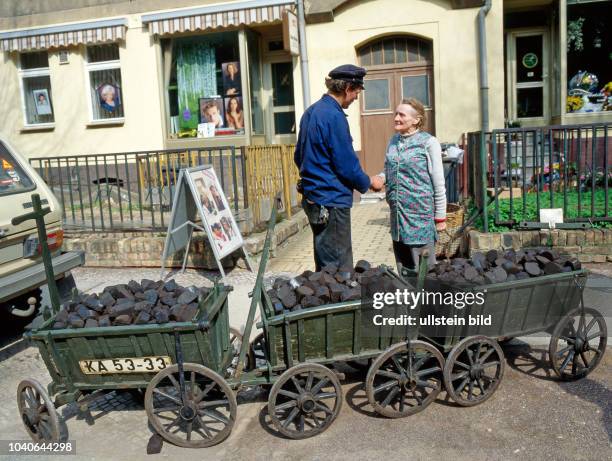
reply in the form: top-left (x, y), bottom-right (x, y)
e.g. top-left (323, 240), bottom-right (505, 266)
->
top-left (468, 122), bottom-right (611, 230)
top-left (29, 147), bottom-right (247, 232)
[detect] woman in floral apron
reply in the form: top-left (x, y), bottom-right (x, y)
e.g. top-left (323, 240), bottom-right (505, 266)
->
top-left (371, 98), bottom-right (447, 274)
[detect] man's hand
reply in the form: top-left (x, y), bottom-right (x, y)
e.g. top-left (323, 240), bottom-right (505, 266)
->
top-left (369, 175), bottom-right (384, 191)
top-left (435, 221), bottom-right (447, 231)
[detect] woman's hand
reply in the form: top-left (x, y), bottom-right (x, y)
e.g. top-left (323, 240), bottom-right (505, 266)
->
top-left (435, 221), bottom-right (446, 231)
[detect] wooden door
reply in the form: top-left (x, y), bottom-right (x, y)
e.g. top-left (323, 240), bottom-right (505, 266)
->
top-left (360, 71), bottom-right (397, 175)
top-left (360, 67), bottom-right (434, 175)
top-left (358, 36), bottom-right (435, 175)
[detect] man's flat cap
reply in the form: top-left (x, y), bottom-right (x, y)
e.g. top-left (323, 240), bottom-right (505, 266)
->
top-left (328, 64), bottom-right (367, 87)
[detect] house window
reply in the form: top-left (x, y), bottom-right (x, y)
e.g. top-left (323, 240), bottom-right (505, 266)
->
top-left (19, 51), bottom-right (54, 126)
top-left (358, 37), bottom-right (432, 67)
top-left (162, 31), bottom-right (244, 138)
top-left (86, 44), bottom-right (124, 120)
top-left (566, 0), bottom-right (611, 114)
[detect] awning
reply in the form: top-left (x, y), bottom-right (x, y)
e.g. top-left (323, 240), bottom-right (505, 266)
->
top-left (0, 18), bottom-right (127, 52)
top-left (142, 0), bottom-right (295, 36)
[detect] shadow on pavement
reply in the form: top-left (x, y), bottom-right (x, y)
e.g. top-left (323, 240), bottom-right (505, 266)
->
top-left (502, 340), bottom-right (558, 381)
top-left (0, 336), bottom-right (28, 362)
top-left (558, 378), bottom-right (612, 442)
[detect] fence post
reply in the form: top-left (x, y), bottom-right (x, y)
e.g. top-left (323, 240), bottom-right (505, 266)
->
top-left (281, 145), bottom-right (292, 219)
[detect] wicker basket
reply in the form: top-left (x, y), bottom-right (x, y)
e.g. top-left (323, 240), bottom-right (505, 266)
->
top-left (435, 203), bottom-right (465, 258)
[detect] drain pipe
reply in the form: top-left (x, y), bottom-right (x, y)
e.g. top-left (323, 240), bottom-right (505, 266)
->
top-left (478, 0), bottom-right (492, 232)
top-left (296, 0), bottom-right (311, 108)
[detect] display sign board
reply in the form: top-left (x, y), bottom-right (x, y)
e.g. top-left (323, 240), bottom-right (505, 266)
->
top-left (540, 208), bottom-right (564, 229)
top-left (282, 10), bottom-right (300, 56)
top-left (161, 165), bottom-right (251, 277)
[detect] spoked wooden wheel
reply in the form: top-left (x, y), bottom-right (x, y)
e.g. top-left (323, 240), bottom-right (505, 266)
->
top-left (145, 364), bottom-right (237, 448)
top-left (268, 363), bottom-right (342, 439)
top-left (443, 336), bottom-right (504, 407)
top-left (17, 379), bottom-right (60, 442)
top-left (549, 307), bottom-right (607, 381)
top-left (365, 340), bottom-right (444, 418)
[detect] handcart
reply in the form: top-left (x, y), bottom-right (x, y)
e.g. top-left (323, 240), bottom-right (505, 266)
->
top-left (16, 194), bottom-right (607, 448)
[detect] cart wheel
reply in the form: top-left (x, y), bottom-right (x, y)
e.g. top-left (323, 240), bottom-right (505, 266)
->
top-left (145, 363), bottom-right (237, 448)
top-left (365, 340), bottom-right (444, 418)
top-left (268, 363), bottom-right (342, 439)
top-left (17, 379), bottom-right (60, 442)
top-left (549, 307), bottom-right (607, 381)
top-left (443, 336), bottom-right (505, 407)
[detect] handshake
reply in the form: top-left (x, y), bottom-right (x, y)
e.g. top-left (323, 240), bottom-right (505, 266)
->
top-left (369, 175), bottom-right (384, 192)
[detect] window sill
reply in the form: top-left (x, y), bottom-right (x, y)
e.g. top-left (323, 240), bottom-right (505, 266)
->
top-left (86, 119), bottom-right (125, 128)
top-left (20, 124), bottom-right (55, 133)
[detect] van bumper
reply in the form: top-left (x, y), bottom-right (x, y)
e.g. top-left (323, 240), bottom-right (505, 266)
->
top-left (0, 250), bottom-right (85, 303)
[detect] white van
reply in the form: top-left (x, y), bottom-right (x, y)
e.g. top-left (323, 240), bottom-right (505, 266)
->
top-left (0, 137), bottom-right (84, 322)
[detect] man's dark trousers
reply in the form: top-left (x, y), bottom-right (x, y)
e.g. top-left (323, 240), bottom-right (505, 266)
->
top-left (302, 198), bottom-right (353, 272)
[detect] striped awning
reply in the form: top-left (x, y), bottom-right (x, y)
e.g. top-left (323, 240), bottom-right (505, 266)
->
top-left (142, 0), bottom-right (295, 36)
top-left (0, 18), bottom-right (127, 52)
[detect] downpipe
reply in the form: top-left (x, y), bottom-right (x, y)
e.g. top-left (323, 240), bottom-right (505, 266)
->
top-left (297, 0), bottom-right (311, 107)
top-left (478, 0), bottom-right (492, 232)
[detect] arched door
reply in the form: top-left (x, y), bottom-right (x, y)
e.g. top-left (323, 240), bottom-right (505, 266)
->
top-left (358, 36), bottom-right (435, 175)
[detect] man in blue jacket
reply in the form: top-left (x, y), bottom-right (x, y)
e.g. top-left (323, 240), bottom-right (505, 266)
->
top-left (295, 64), bottom-right (378, 271)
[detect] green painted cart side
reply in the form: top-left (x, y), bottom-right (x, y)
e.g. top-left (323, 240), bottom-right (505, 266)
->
top-left (26, 283), bottom-right (233, 405)
top-left (418, 269), bottom-right (587, 352)
top-left (262, 280), bottom-right (418, 371)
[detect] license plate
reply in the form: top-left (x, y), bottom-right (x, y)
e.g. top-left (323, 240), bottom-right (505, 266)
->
top-left (79, 356), bottom-right (172, 375)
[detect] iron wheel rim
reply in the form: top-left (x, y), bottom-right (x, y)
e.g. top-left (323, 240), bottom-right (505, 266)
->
top-left (17, 379), bottom-right (60, 442)
top-left (443, 336), bottom-right (505, 407)
top-left (365, 340), bottom-right (444, 418)
top-left (549, 307), bottom-right (607, 381)
top-left (268, 363), bottom-right (342, 439)
top-left (145, 363), bottom-right (236, 448)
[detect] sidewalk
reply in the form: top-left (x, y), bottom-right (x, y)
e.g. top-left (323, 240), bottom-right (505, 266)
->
top-left (268, 201), bottom-right (395, 274)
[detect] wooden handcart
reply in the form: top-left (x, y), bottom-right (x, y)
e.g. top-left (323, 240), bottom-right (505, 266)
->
top-left (16, 195), bottom-right (607, 448)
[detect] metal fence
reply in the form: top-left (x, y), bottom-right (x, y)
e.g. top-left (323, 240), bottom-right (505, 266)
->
top-left (468, 122), bottom-right (611, 230)
top-left (29, 147), bottom-right (246, 232)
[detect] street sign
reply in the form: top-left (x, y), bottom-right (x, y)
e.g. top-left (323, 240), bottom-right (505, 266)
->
top-left (283, 10), bottom-right (299, 56)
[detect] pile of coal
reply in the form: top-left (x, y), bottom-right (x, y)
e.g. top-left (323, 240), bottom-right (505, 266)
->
top-left (428, 248), bottom-right (581, 286)
top-left (52, 279), bottom-right (211, 329)
top-left (267, 260), bottom-right (403, 314)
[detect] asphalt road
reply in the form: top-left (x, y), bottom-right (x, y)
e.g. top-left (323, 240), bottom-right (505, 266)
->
top-left (0, 267), bottom-right (610, 460)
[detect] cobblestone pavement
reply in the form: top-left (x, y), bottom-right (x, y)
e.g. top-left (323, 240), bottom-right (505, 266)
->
top-left (1, 201), bottom-right (611, 460)
top-left (268, 202), bottom-right (395, 274)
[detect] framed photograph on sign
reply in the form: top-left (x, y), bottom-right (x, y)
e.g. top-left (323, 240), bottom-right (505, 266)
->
top-left (32, 89), bottom-right (52, 115)
top-left (222, 62), bottom-right (241, 96)
top-left (199, 97), bottom-right (224, 128)
top-left (186, 165), bottom-right (242, 259)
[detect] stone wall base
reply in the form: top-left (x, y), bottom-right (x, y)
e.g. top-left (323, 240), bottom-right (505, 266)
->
top-left (468, 229), bottom-right (612, 263)
top-left (64, 211), bottom-right (309, 269)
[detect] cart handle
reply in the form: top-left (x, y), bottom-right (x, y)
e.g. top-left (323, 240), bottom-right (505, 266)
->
top-left (234, 194), bottom-right (281, 378)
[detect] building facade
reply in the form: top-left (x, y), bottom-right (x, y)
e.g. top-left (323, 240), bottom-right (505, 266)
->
top-left (0, 0), bottom-right (610, 171)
